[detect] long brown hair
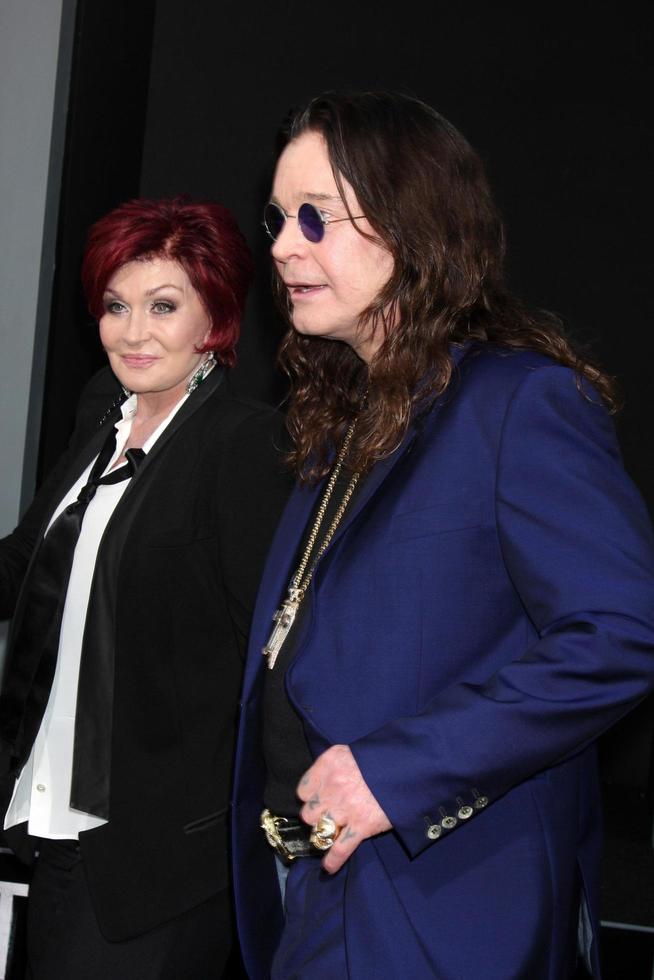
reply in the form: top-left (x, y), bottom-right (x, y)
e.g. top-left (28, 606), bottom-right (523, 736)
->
top-left (273, 91), bottom-right (615, 482)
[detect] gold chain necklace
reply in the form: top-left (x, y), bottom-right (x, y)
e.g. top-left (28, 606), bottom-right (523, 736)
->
top-left (262, 419), bottom-right (360, 669)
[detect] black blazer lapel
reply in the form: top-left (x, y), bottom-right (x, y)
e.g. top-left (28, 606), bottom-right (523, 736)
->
top-left (104, 368), bottom-right (226, 509)
top-left (71, 369), bottom-right (227, 817)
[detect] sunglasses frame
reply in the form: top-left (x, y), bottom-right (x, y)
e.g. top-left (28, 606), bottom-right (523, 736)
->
top-left (263, 201), bottom-right (365, 243)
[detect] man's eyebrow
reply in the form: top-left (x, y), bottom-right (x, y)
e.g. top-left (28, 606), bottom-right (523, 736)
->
top-left (269, 192), bottom-right (344, 207)
top-left (303, 192), bottom-right (343, 204)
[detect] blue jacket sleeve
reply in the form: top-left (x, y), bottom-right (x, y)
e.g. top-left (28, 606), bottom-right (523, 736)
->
top-left (351, 365), bottom-right (654, 858)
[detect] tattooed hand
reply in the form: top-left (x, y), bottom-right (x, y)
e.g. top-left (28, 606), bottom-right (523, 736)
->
top-left (297, 744), bottom-right (392, 874)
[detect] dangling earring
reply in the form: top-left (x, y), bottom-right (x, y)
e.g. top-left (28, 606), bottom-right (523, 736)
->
top-left (186, 352), bottom-right (216, 394)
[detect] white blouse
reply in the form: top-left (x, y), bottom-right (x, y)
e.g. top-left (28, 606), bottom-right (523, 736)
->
top-left (4, 390), bottom-right (189, 839)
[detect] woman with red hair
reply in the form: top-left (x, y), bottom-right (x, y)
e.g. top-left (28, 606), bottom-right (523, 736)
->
top-left (0, 196), bottom-right (290, 978)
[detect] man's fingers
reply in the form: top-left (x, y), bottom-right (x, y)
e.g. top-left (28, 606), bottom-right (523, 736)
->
top-left (296, 769), bottom-right (315, 803)
top-left (299, 799), bottom-right (325, 825)
top-left (322, 825), bottom-right (360, 874)
top-left (295, 746), bottom-right (391, 871)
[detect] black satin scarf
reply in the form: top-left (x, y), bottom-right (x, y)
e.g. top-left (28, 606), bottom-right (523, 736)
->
top-left (0, 428), bottom-right (143, 818)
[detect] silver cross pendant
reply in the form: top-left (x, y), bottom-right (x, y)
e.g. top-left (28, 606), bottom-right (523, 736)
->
top-left (262, 595), bottom-right (301, 669)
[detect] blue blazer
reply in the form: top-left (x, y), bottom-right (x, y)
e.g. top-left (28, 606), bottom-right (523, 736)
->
top-left (232, 346), bottom-right (654, 979)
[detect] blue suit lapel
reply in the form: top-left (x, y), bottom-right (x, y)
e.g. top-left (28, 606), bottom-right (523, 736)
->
top-left (241, 480), bottom-right (323, 699)
top-left (241, 426), bottom-right (423, 702)
top-left (243, 344), bottom-right (472, 700)
top-left (307, 343), bottom-right (473, 570)
top-left (241, 429), bottom-right (419, 700)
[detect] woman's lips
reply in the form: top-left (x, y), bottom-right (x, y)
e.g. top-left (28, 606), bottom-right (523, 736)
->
top-left (287, 284), bottom-right (326, 299)
top-left (120, 355), bottom-right (160, 368)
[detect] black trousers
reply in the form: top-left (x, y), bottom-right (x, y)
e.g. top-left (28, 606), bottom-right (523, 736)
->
top-left (26, 838), bottom-right (233, 980)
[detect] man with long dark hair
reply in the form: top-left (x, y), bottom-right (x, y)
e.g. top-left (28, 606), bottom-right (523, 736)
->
top-left (232, 91), bottom-right (654, 978)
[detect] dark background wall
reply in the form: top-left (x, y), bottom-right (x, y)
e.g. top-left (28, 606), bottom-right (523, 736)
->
top-left (138, 0), bottom-right (654, 500)
top-left (41, 1), bottom-right (654, 506)
top-left (35, 0), bottom-right (157, 483)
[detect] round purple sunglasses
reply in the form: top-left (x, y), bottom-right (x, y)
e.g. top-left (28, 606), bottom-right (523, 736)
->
top-left (263, 202), bottom-right (364, 244)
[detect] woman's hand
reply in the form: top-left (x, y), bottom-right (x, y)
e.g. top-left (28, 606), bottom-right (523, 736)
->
top-left (297, 744), bottom-right (392, 873)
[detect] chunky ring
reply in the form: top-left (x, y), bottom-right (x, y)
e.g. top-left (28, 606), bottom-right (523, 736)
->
top-left (309, 813), bottom-right (340, 851)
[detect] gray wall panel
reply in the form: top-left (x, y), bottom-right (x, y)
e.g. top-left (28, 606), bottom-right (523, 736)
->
top-left (0, 0), bottom-right (75, 664)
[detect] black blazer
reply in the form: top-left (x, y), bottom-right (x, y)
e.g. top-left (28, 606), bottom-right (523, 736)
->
top-left (0, 367), bottom-right (292, 940)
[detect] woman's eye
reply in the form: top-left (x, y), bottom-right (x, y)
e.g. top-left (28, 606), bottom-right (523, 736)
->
top-left (151, 300), bottom-right (175, 314)
top-left (104, 300), bottom-right (126, 314)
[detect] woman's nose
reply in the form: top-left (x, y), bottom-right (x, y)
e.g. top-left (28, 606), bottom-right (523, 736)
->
top-left (123, 310), bottom-right (151, 343)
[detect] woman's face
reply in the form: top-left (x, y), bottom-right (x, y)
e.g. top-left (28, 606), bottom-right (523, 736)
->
top-left (270, 130), bottom-right (394, 363)
top-left (99, 257), bottom-right (211, 400)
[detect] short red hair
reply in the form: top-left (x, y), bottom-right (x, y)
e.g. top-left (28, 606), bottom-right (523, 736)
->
top-left (81, 196), bottom-right (254, 368)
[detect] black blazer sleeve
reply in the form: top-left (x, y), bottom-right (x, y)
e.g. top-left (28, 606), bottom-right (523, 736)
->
top-left (0, 369), bottom-right (123, 619)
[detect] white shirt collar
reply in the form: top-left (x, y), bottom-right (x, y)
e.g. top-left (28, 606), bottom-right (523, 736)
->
top-left (112, 390), bottom-right (191, 461)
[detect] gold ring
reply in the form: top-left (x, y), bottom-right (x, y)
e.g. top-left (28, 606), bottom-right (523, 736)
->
top-left (309, 813), bottom-right (340, 851)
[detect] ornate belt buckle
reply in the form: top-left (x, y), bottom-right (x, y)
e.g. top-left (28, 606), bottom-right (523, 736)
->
top-left (260, 809), bottom-right (294, 861)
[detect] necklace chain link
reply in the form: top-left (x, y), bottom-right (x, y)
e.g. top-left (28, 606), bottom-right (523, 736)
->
top-left (263, 419), bottom-right (360, 668)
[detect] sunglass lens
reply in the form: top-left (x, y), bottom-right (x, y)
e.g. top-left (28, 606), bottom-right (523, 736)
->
top-left (298, 203), bottom-right (325, 243)
top-left (264, 203), bottom-right (286, 240)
